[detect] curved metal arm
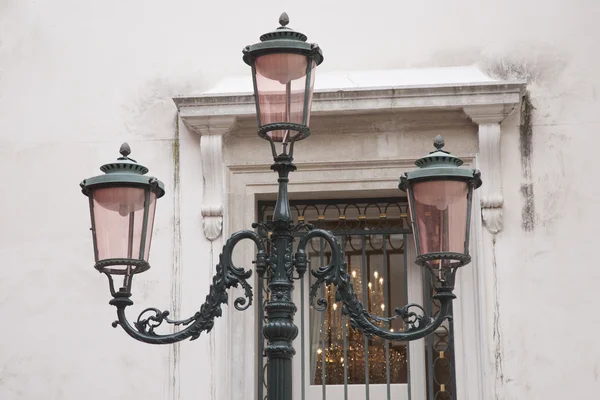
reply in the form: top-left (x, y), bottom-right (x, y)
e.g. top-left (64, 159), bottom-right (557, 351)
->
top-left (295, 229), bottom-right (456, 341)
top-left (109, 230), bottom-right (267, 344)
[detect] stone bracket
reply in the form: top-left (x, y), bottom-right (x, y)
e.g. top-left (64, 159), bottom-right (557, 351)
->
top-left (179, 115), bottom-right (237, 241)
top-left (464, 104), bottom-right (516, 234)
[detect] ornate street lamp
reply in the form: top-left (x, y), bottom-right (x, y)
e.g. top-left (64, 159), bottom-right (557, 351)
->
top-left (242, 11), bottom-right (323, 157)
top-left (400, 135), bottom-right (482, 270)
top-left (80, 13), bottom-right (481, 400)
top-left (80, 143), bottom-right (165, 298)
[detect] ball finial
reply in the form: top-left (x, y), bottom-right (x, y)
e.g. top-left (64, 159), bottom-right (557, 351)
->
top-left (119, 142), bottom-right (131, 158)
top-left (433, 135), bottom-right (445, 151)
top-left (279, 12), bottom-right (289, 27)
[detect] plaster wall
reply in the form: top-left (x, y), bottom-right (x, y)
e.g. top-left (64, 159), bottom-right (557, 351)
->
top-left (0, 1), bottom-right (599, 399)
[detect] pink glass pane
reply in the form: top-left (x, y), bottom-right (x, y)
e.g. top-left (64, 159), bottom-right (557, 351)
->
top-left (409, 180), bottom-right (468, 268)
top-left (255, 53), bottom-right (316, 142)
top-left (92, 187), bottom-right (157, 263)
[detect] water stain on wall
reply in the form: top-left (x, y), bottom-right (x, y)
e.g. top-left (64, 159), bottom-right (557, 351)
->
top-left (169, 116), bottom-right (182, 400)
top-left (519, 94), bottom-right (535, 232)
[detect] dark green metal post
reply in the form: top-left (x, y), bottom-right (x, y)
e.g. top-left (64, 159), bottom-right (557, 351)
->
top-left (263, 154), bottom-right (298, 400)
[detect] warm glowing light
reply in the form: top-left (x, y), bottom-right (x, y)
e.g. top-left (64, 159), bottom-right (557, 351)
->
top-left (340, 357), bottom-right (344, 363)
top-left (390, 328), bottom-right (394, 332)
top-left (368, 282), bottom-right (372, 289)
top-left (381, 304), bottom-right (385, 311)
top-left (351, 270), bottom-right (357, 278)
top-left (379, 277), bottom-right (384, 285)
top-left (317, 348), bottom-right (322, 355)
top-left (333, 303), bottom-right (338, 311)
top-left (374, 271), bottom-right (379, 279)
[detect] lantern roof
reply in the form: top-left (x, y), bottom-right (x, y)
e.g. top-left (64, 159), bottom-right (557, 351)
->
top-left (400, 136), bottom-right (482, 190)
top-left (80, 143), bottom-right (165, 198)
top-left (259, 12), bottom-right (308, 42)
top-left (414, 135), bottom-right (465, 168)
top-left (242, 12), bottom-right (324, 66)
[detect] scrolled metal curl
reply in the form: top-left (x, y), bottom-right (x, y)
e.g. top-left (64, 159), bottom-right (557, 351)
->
top-left (107, 230), bottom-right (265, 344)
top-left (296, 229), bottom-right (455, 341)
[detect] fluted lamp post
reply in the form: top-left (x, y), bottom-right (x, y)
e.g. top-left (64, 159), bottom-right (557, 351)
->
top-left (80, 14), bottom-right (482, 400)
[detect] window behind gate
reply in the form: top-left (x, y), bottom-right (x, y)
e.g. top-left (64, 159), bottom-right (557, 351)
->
top-left (257, 198), bottom-right (457, 400)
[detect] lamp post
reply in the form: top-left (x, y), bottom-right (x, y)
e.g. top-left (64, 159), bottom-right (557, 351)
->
top-left (80, 14), bottom-right (481, 400)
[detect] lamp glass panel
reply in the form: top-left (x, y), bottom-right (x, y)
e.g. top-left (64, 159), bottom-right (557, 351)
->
top-left (410, 180), bottom-right (468, 267)
top-left (254, 53), bottom-right (316, 142)
top-left (92, 187), bottom-right (157, 262)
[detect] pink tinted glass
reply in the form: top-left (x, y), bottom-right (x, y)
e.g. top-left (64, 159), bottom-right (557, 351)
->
top-left (409, 180), bottom-right (468, 267)
top-left (254, 53), bottom-right (316, 142)
top-left (92, 187), bottom-right (157, 262)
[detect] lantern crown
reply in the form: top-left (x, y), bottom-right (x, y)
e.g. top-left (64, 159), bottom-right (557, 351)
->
top-left (414, 135), bottom-right (464, 168)
top-left (81, 143), bottom-right (165, 198)
top-left (400, 135), bottom-right (482, 190)
top-left (258, 12), bottom-right (308, 42)
top-left (243, 13), bottom-right (324, 66)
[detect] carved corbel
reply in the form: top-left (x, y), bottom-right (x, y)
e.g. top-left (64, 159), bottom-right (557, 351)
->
top-left (190, 116), bottom-right (237, 241)
top-left (464, 105), bottom-right (512, 234)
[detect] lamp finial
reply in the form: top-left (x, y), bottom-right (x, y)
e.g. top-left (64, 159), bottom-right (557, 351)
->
top-left (279, 12), bottom-right (289, 27)
top-left (433, 135), bottom-right (445, 151)
top-left (119, 142), bottom-right (131, 158)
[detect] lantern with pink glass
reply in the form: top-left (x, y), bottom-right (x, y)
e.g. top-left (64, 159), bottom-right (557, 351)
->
top-left (243, 12), bottom-right (323, 157)
top-left (80, 143), bottom-right (165, 298)
top-left (400, 135), bottom-right (482, 271)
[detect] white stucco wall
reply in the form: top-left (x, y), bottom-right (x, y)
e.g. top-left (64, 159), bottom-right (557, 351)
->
top-left (1, 0), bottom-right (599, 399)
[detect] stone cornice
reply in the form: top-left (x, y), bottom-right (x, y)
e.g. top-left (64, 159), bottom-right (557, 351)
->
top-left (173, 81), bottom-right (525, 135)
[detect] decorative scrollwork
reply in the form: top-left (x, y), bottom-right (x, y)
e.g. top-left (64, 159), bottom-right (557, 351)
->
top-left (268, 241), bottom-right (278, 276)
top-left (297, 229), bottom-right (455, 341)
top-left (284, 241), bottom-right (293, 280)
top-left (354, 303), bottom-right (428, 332)
top-left (291, 222), bottom-right (313, 233)
top-left (395, 304), bottom-right (428, 332)
top-left (109, 230), bottom-right (265, 344)
top-left (131, 308), bottom-right (198, 335)
top-left (309, 280), bottom-right (328, 312)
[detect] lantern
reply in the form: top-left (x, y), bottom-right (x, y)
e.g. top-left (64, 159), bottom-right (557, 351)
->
top-left (80, 143), bottom-right (165, 294)
top-left (399, 136), bottom-right (482, 269)
top-left (243, 12), bottom-right (324, 155)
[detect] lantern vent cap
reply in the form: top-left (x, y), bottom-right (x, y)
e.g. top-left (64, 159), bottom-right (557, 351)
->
top-left (243, 13), bottom-right (324, 66)
top-left (399, 135), bottom-right (482, 191)
top-left (414, 135), bottom-right (464, 168)
top-left (80, 142), bottom-right (165, 198)
top-left (99, 142), bottom-right (149, 175)
top-left (259, 12), bottom-right (308, 42)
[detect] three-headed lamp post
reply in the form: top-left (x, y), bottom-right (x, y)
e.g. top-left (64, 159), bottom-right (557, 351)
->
top-left (79, 13), bottom-right (481, 400)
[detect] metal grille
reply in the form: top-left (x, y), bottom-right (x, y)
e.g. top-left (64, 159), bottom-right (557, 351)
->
top-left (257, 198), bottom-right (457, 400)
